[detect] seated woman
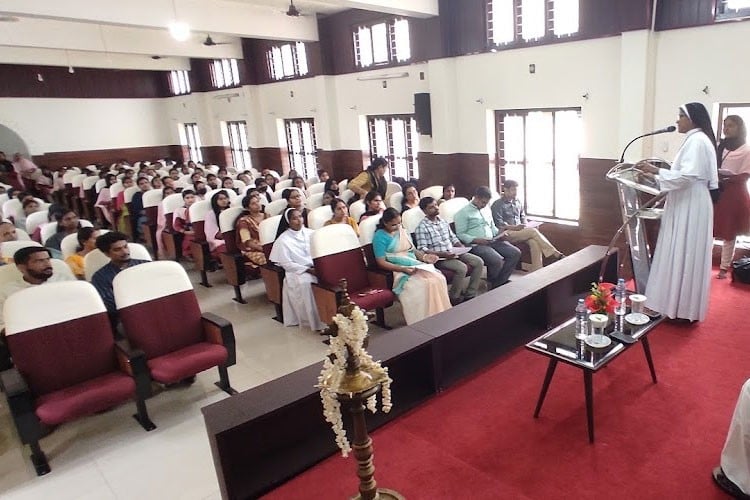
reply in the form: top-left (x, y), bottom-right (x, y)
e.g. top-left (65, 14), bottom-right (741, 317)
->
top-left (235, 192), bottom-right (268, 276)
top-left (155, 186), bottom-right (176, 258)
top-left (373, 208), bottom-right (451, 325)
top-left (173, 189), bottom-right (196, 259)
top-left (324, 198), bottom-right (359, 236)
top-left (359, 190), bottom-right (384, 222)
top-left (292, 176), bottom-right (307, 193)
top-left (222, 177), bottom-right (238, 193)
top-left (65, 226), bottom-right (100, 279)
top-left (282, 188), bottom-right (308, 225)
top-left (401, 182), bottom-right (420, 213)
top-left (114, 176), bottom-right (134, 234)
top-left (439, 184), bottom-right (456, 205)
top-left (204, 190), bottom-right (231, 258)
top-left (269, 208), bottom-right (326, 331)
top-left (322, 190), bottom-right (337, 207)
top-left (324, 178), bottom-right (339, 197)
top-left (16, 198), bottom-right (40, 230)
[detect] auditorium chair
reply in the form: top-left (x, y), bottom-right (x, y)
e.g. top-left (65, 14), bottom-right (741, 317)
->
top-left (438, 197), bottom-right (470, 225)
top-left (307, 182), bottom-right (325, 195)
top-left (205, 188), bottom-right (239, 205)
top-left (25, 210), bottom-right (50, 235)
top-left (120, 185), bottom-right (139, 238)
top-left (40, 219), bottom-right (94, 247)
top-left (218, 206), bottom-right (248, 303)
top-left (387, 192), bottom-right (404, 210)
top-left (141, 190), bottom-right (164, 258)
top-left (401, 207), bottom-right (425, 235)
top-left (340, 189), bottom-right (355, 203)
top-left (259, 215), bottom-right (284, 322)
top-left (358, 213), bottom-right (384, 269)
top-left (82, 176), bottom-right (100, 221)
top-left (385, 181), bottom-right (401, 200)
top-left (307, 206), bottom-right (333, 230)
top-left (60, 229), bottom-right (109, 260)
top-left (349, 200), bottom-right (366, 223)
top-left (188, 199), bottom-right (213, 287)
top-left (270, 186), bottom-right (304, 201)
top-left (0, 281), bottom-right (156, 475)
top-left (276, 179), bottom-right (293, 191)
top-left (420, 185), bottom-right (443, 200)
top-left (305, 193), bottom-right (324, 210)
top-left (70, 174), bottom-right (87, 215)
top-left (160, 193), bottom-right (186, 261)
top-left (83, 243), bottom-right (152, 281)
top-left (311, 224), bottom-right (394, 327)
top-left (265, 199), bottom-right (288, 217)
top-left (339, 179), bottom-right (348, 191)
top-left (113, 261), bottom-right (237, 395)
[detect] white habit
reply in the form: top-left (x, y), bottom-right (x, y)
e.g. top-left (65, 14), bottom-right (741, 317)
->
top-left (646, 128), bottom-right (718, 321)
top-left (269, 227), bottom-right (325, 331)
top-left (720, 379), bottom-right (750, 495)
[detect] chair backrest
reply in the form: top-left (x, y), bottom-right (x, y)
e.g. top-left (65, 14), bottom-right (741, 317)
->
top-left (60, 232), bottom-right (79, 259)
top-left (83, 243), bottom-right (152, 281)
top-left (338, 179), bottom-right (348, 191)
top-left (306, 192), bottom-right (324, 210)
top-left (311, 224), bottom-right (369, 291)
top-left (265, 199), bottom-right (288, 217)
top-left (95, 178), bottom-right (107, 193)
top-left (161, 193), bottom-right (184, 215)
top-left (358, 213), bottom-right (383, 246)
top-left (142, 189), bottom-right (163, 209)
top-left (25, 210), bottom-right (49, 234)
top-left (123, 186), bottom-right (139, 203)
top-left (3, 199), bottom-right (20, 220)
top-left (306, 177), bottom-right (319, 187)
top-left (275, 179), bottom-right (293, 191)
top-left (308, 206), bottom-right (333, 230)
top-left (71, 173), bottom-right (87, 189)
top-left (271, 186), bottom-right (305, 201)
top-left (420, 185), bottom-right (443, 200)
top-left (82, 176), bottom-right (100, 190)
top-left (339, 189), bottom-right (355, 203)
top-left (0, 258), bottom-right (72, 288)
top-left (0, 193), bottom-right (8, 206)
top-left (219, 207), bottom-right (244, 254)
top-left (233, 179), bottom-right (246, 191)
top-left (259, 215), bottom-right (281, 257)
top-left (386, 182), bottom-right (401, 200)
top-left (349, 200), bottom-right (366, 222)
top-left (387, 192), bottom-right (404, 210)
top-left (114, 261), bottom-right (203, 359)
top-left (62, 171), bottom-right (79, 183)
top-left (307, 182), bottom-right (325, 195)
top-left (0, 240), bottom-right (42, 259)
top-left (188, 199), bottom-right (211, 241)
top-left (402, 206), bottom-right (426, 234)
top-left (110, 182), bottom-right (125, 198)
top-left (15, 228), bottom-right (31, 241)
top-left (205, 188), bottom-right (238, 203)
top-left (40, 219), bottom-right (94, 246)
top-left (5, 281), bottom-right (116, 397)
top-left (439, 197), bottom-right (470, 224)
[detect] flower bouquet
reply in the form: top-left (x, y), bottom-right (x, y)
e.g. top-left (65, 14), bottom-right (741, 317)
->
top-left (584, 282), bottom-right (619, 314)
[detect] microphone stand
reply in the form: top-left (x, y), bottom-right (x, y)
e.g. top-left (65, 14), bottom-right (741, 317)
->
top-left (620, 133), bottom-right (652, 163)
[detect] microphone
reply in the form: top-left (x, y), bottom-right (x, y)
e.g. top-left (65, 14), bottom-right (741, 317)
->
top-left (619, 126), bottom-right (676, 162)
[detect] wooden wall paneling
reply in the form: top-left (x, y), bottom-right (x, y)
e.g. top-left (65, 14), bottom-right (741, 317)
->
top-left (438, 0), bottom-right (488, 57)
top-left (249, 147), bottom-right (284, 173)
top-left (655, 0), bottom-right (715, 30)
top-left (317, 149), bottom-right (369, 181)
top-left (201, 146), bottom-right (232, 167)
top-left (33, 145), bottom-right (183, 169)
top-left (242, 38), bottom-right (323, 86)
top-left (418, 152), bottom-right (490, 198)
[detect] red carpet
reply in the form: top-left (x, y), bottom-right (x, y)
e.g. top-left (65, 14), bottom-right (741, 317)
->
top-left (264, 275), bottom-right (749, 500)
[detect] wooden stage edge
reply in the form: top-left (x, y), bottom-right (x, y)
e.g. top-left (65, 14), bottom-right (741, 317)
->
top-left (201, 245), bottom-right (618, 500)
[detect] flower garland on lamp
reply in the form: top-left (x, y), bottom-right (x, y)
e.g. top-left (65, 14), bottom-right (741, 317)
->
top-left (585, 282), bottom-right (618, 314)
top-left (317, 279), bottom-right (402, 500)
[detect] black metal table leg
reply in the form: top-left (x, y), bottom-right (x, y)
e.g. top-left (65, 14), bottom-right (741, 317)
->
top-left (641, 337), bottom-right (657, 383)
top-left (534, 359), bottom-right (558, 418)
top-left (584, 369), bottom-right (594, 443)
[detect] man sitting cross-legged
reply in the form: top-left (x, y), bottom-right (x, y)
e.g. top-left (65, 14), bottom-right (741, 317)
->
top-left (414, 197), bottom-right (484, 305)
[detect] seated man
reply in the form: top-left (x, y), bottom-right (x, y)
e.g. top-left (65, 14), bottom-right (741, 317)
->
top-left (91, 231), bottom-right (150, 323)
top-left (44, 209), bottom-right (81, 258)
top-left (454, 186), bottom-right (521, 289)
top-left (130, 176), bottom-right (151, 242)
top-left (713, 379), bottom-right (750, 499)
top-left (0, 221), bottom-right (17, 243)
top-left (490, 180), bottom-right (563, 271)
top-left (415, 197), bottom-right (484, 304)
top-left (0, 247), bottom-right (76, 331)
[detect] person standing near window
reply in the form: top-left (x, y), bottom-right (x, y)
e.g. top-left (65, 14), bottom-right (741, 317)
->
top-left (348, 158), bottom-right (388, 202)
top-left (636, 102), bottom-right (719, 322)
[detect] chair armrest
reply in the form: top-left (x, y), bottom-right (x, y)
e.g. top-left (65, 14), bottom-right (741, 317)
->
top-left (366, 269), bottom-right (393, 290)
top-left (202, 313), bottom-right (236, 366)
top-left (311, 282), bottom-right (342, 326)
top-left (114, 339), bottom-right (153, 399)
top-left (0, 367), bottom-right (29, 397)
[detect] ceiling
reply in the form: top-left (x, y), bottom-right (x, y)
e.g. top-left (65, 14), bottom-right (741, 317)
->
top-left (0, 0), bottom-right (438, 71)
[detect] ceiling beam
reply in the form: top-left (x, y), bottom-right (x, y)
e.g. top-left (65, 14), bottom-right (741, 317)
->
top-left (0, 46), bottom-right (191, 71)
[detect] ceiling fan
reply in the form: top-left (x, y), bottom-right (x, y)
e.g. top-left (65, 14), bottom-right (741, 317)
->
top-left (202, 34), bottom-right (230, 46)
top-left (285, 0), bottom-right (307, 17)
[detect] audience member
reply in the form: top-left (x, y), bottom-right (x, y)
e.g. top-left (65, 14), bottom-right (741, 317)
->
top-left (222, 177), bottom-right (237, 192)
top-left (65, 226), bottom-right (99, 279)
top-left (0, 222), bottom-right (17, 243)
top-left (359, 190), bottom-right (384, 222)
top-left (455, 186), bottom-right (521, 289)
top-left (440, 184), bottom-right (456, 204)
top-left (292, 176), bottom-right (307, 192)
top-left (204, 190), bottom-right (231, 258)
top-left (91, 231), bottom-right (149, 321)
top-left (317, 170), bottom-right (330, 183)
top-left (282, 188), bottom-right (308, 225)
top-left (95, 174), bottom-right (117, 226)
top-left (401, 183), bottom-right (420, 213)
top-left (322, 190), bottom-right (337, 207)
top-left (415, 197), bottom-right (484, 304)
top-left (255, 178), bottom-right (272, 202)
top-left (206, 173), bottom-right (219, 190)
top-left (0, 247), bottom-right (76, 331)
top-left (349, 157), bottom-right (388, 201)
top-left (15, 198), bottom-right (40, 230)
top-left (151, 177), bottom-right (163, 190)
top-left (130, 176), bottom-right (151, 241)
top-left (173, 189), bottom-right (196, 259)
top-left (265, 173), bottom-right (278, 192)
top-left (235, 192), bottom-right (268, 275)
top-left (269, 208), bottom-right (325, 331)
top-left (712, 378), bottom-right (750, 498)
top-left (44, 209), bottom-right (82, 258)
top-left (324, 178), bottom-right (339, 197)
top-left (324, 198), bottom-right (359, 236)
top-left (372, 208), bottom-right (451, 324)
top-left (491, 180), bottom-right (563, 270)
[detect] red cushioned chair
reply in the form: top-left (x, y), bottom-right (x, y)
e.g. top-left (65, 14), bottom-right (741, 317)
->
top-left (160, 193), bottom-right (186, 261)
top-left (141, 189), bottom-right (163, 258)
top-left (311, 224), bottom-right (394, 327)
top-left (188, 199), bottom-right (214, 287)
top-left (0, 281), bottom-right (155, 476)
top-left (259, 215), bottom-right (285, 323)
top-left (113, 261), bottom-right (237, 394)
top-left (218, 206), bottom-right (248, 303)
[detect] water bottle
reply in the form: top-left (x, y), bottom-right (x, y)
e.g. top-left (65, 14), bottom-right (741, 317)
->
top-left (574, 299), bottom-right (588, 358)
top-left (614, 278), bottom-right (627, 332)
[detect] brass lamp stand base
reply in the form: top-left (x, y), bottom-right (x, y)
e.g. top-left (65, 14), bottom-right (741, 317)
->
top-left (352, 488), bottom-right (405, 500)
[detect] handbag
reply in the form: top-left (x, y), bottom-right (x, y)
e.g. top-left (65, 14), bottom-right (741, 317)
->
top-left (731, 257), bottom-right (750, 284)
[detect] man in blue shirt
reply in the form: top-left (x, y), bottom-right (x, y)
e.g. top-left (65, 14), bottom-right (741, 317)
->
top-left (454, 186), bottom-right (521, 289)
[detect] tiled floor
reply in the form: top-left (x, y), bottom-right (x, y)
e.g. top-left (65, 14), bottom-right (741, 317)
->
top-left (0, 266), bottom-right (409, 499)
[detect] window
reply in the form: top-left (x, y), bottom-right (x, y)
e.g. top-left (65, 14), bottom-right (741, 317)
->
top-left (210, 59), bottom-right (240, 88)
top-left (487, 0), bottom-right (578, 46)
top-left (353, 18), bottom-right (411, 69)
top-left (267, 42), bottom-right (309, 80)
top-left (284, 118), bottom-right (318, 179)
top-left (716, 0), bottom-right (750, 21)
top-left (495, 108), bottom-right (581, 221)
top-left (367, 115), bottom-right (420, 179)
top-left (224, 121), bottom-right (252, 170)
top-left (168, 70), bottom-right (191, 95)
top-left (179, 123), bottom-right (203, 163)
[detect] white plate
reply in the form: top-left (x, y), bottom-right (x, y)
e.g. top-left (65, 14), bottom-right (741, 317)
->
top-left (584, 334), bottom-right (611, 349)
top-left (625, 313), bottom-right (649, 326)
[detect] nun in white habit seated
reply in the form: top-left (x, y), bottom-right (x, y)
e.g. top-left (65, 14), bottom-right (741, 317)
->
top-left (269, 208), bottom-right (326, 332)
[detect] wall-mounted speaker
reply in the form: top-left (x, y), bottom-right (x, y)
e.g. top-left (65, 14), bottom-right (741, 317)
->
top-left (414, 93), bottom-right (432, 136)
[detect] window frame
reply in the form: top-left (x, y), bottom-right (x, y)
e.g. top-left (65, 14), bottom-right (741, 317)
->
top-left (210, 59), bottom-right (241, 89)
top-left (715, 0), bottom-right (750, 21)
top-left (367, 114), bottom-right (420, 180)
top-left (284, 118), bottom-right (319, 179)
top-left (352, 17), bottom-right (411, 70)
top-left (494, 107), bottom-right (582, 222)
top-left (168, 70), bottom-right (191, 95)
top-left (267, 41), bottom-right (309, 81)
top-left (486, 0), bottom-right (580, 50)
top-left (225, 121), bottom-right (252, 171)
top-left (180, 123), bottom-right (203, 163)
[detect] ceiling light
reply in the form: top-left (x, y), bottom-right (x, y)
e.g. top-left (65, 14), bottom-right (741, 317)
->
top-left (168, 21), bottom-right (190, 42)
top-left (68, 66), bottom-right (75, 74)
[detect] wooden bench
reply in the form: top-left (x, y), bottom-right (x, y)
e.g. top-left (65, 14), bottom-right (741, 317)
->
top-left (201, 244), bottom-right (617, 499)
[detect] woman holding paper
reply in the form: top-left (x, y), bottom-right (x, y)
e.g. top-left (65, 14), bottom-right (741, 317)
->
top-left (714, 115), bottom-right (750, 279)
top-left (372, 208), bottom-right (451, 324)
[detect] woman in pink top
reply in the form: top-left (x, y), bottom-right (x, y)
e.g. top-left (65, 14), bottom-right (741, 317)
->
top-left (714, 115), bottom-right (750, 278)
